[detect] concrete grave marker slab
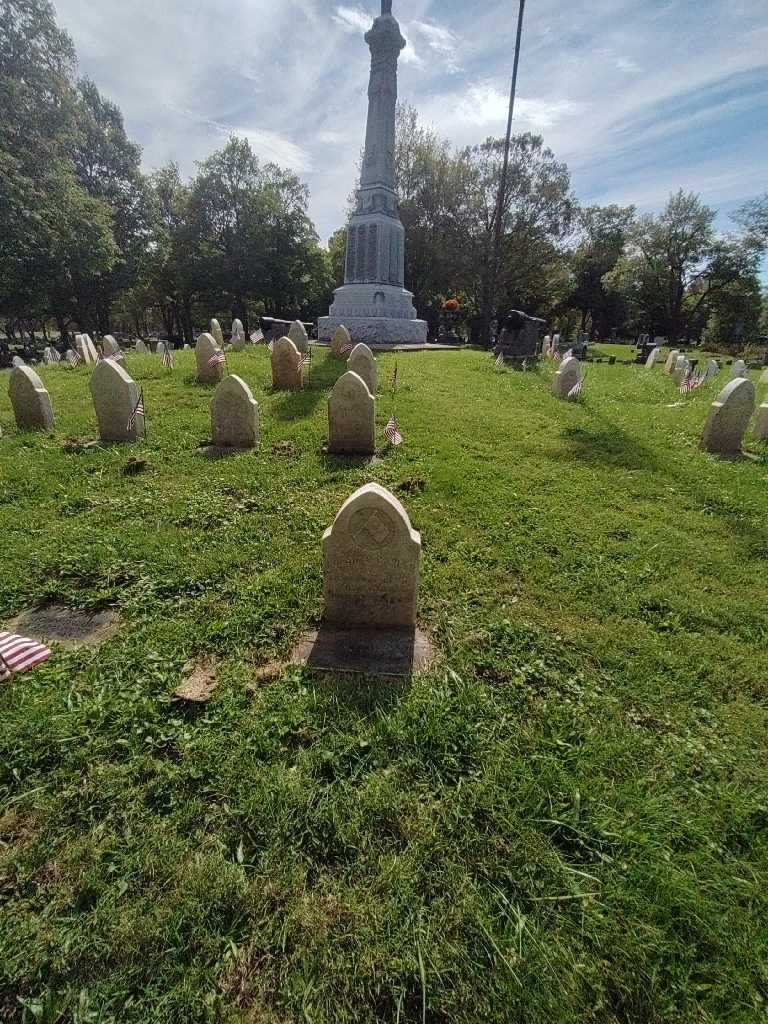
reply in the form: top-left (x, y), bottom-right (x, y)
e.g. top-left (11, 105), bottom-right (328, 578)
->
top-left (287, 320), bottom-right (309, 354)
top-left (331, 325), bottom-right (352, 358)
top-left (271, 336), bottom-right (303, 391)
top-left (210, 318), bottom-right (225, 349)
top-left (552, 355), bottom-right (582, 398)
top-left (328, 370), bottom-right (375, 455)
top-left (700, 377), bottom-right (754, 456)
top-left (664, 349), bottom-right (680, 374)
top-left (323, 482), bottom-right (421, 628)
top-left (211, 374), bottom-right (259, 449)
top-left (4, 605), bottom-right (121, 648)
top-left (196, 332), bottom-right (226, 384)
top-left (90, 358), bottom-right (143, 442)
top-left (730, 359), bottom-right (747, 379)
top-left (347, 342), bottom-right (377, 394)
top-left (9, 366), bottom-right (54, 431)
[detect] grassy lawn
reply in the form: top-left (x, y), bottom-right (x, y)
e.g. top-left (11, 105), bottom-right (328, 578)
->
top-left (1, 346), bottom-right (767, 1023)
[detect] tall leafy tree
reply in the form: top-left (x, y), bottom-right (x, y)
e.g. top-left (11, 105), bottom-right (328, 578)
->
top-left (568, 204), bottom-right (635, 337)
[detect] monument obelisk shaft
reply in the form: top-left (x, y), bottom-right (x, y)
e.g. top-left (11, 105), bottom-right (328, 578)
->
top-left (318, 0), bottom-right (427, 348)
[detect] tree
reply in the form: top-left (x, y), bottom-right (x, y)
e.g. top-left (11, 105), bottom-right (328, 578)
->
top-left (735, 193), bottom-right (768, 249)
top-left (568, 204), bottom-right (635, 338)
top-left (327, 228), bottom-right (347, 289)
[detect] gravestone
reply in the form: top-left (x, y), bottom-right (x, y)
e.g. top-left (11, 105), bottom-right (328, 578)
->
top-left (328, 370), bottom-right (375, 455)
top-left (231, 319), bottom-right (247, 352)
top-left (323, 482), bottom-right (421, 628)
top-left (271, 336), bottom-right (303, 391)
top-left (704, 359), bottom-right (720, 379)
top-left (103, 335), bottom-right (121, 357)
top-left (552, 355), bottom-right (582, 398)
top-left (664, 349), bottom-right (680, 374)
top-left (196, 332), bottom-right (226, 384)
top-left (210, 319), bottom-right (225, 349)
top-left (11, 356), bottom-right (25, 368)
top-left (135, 339), bottom-right (149, 354)
top-left (9, 366), bottom-right (54, 431)
top-left (43, 347), bottom-right (59, 364)
top-left (754, 399), bottom-right (768, 441)
top-left (542, 334), bottom-right (552, 356)
top-left (156, 341), bottom-right (168, 358)
top-left (90, 358), bottom-right (143, 442)
top-left (730, 359), bottom-right (747, 379)
top-left (288, 320), bottom-right (309, 355)
top-left (674, 355), bottom-right (691, 381)
top-left (331, 325), bottom-right (352, 359)
top-left (645, 346), bottom-right (662, 368)
top-left (211, 374), bottom-right (259, 449)
top-left (700, 378), bottom-right (754, 456)
top-left (77, 334), bottom-right (99, 364)
top-left (347, 342), bottom-right (377, 394)
top-left (495, 309), bottom-right (544, 363)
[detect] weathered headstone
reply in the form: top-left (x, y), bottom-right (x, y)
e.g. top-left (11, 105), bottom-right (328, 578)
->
top-left (730, 358), bottom-right (747, 379)
top-left (77, 334), bottom-right (99, 364)
top-left (347, 342), bottom-right (377, 395)
top-left (704, 359), bottom-right (719, 380)
top-left (231, 319), bottom-right (246, 351)
top-left (156, 341), bottom-right (168, 358)
top-left (552, 355), bottom-right (582, 398)
top-left (759, 367), bottom-right (768, 385)
top-left (542, 334), bottom-right (552, 356)
top-left (102, 335), bottom-right (121, 357)
top-left (323, 483), bottom-right (421, 628)
top-left (211, 374), bottom-right (259, 449)
top-left (645, 346), bottom-right (662, 368)
top-left (210, 318), bottom-right (225, 349)
top-left (196, 332), bottom-right (226, 384)
top-left (9, 366), bottom-right (54, 431)
top-left (700, 377), bottom-right (754, 456)
top-left (331, 325), bottom-right (352, 359)
top-left (271, 336), bottom-right (303, 391)
top-left (287, 320), bottom-right (309, 355)
top-left (90, 358), bottom-right (143, 442)
top-left (753, 399), bottom-right (768, 441)
top-left (664, 349), bottom-right (681, 374)
top-left (42, 347), bottom-right (59, 364)
top-left (135, 339), bottom-right (149, 354)
top-left (11, 355), bottom-right (25, 368)
top-left (328, 370), bottom-right (375, 455)
top-left (674, 355), bottom-right (691, 381)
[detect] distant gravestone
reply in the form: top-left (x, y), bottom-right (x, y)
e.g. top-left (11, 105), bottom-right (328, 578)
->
top-left (271, 336), bottom-right (303, 391)
top-left (231, 319), bottom-right (246, 351)
top-left (645, 346), bottom-right (662, 368)
top-left (78, 334), bottom-right (99, 364)
top-left (328, 371), bottom-right (375, 455)
top-left (674, 355), bottom-right (690, 381)
top-left (11, 355), bottom-right (25, 368)
top-left (664, 349), bottom-right (680, 374)
top-left (552, 355), bottom-right (582, 398)
top-left (700, 378), bottom-right (754, 456)
top-left (704, 359), bottom-right (719, 380)
top-left (156, 341), bottom-right (169, 358)
top-left (43, 347), bottom-right (59, 364)
top-left (730, 359), bottom-right (747, 379)
top-left (323, 482), bottom-right (421, 628)
top-left (287, 320), bottom-right (309, 354)
top-left (759, 367), bottom-right (768, 385)
top-left (9, 366), bottom-right (54, 431)
top-left (347, 342), bottom-right (377, 395)
top-left (211, 374), bottom-right (259, 449)
top-left (135, 339), bottom-right (149, 354)
top-left (103, 335), bottom-right (121, 357)
top-left (90, 358), bottom-right (143, 442)
top-left (331, 325), bottom-right (352, 359)
top-left (754, 399), bottom-right (768, 441)
top-left (542, 334), bottom-right (552, 356)
top-left (210, 319), bottom-right (225, 349)
top-left (196, 333), bottom-right (226, 384)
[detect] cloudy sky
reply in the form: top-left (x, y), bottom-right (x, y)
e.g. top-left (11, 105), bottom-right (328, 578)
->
top-left (55, 0), bottom-right (768, 245)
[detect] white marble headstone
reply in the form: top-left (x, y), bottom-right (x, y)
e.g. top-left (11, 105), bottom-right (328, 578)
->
top-left (195, 333), bottom-right (226, 384)
top-left (9, 366), bottom-right (54, 431)
top-left (211, 374), bottom-right (259, 449)
top-left (347, 342), bottom-right (377, 395)
top-left (90, 358), bottom-right (143, 442)
top-left (730, 359), bottom-right (747, 379)
top-left (331, 325), bottom-right (352, 359)
top-left (328, 371), bottom-right (375, 455)
top-left (210, 319), bottom-right (225, 350)
top-left (287, 320), bottom-right (309, 355)
top-left (271, 336), bottom-right (303, 391)
top-left (700, 377), bottom-right (754, 456)
top-left (645, 346), bottom-right (662, 368)
top-left (664, 349), bottom-right (680, 374)
top-left (552, 356), bottom-right (582, 398)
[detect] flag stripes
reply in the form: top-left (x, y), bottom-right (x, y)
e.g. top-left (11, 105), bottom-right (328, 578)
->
top-left (127, 390), bottom-right (145, 431)
top-left (0, 632), bottom-right (52, 682)
top-left (385, 415), bottom-right (403, 446)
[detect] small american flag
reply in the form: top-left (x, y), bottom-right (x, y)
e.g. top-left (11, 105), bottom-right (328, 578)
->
top-left (50, 348), bottom-right (62, 363)
top-left (250, 329), bottom-right (264, 344)
top-left (552, 350), bottom-right (562, 362)
top-left (340, 344), bottom-right (353, 358)
top-left (162, 348), bottom-right (174, 370)
top-left (495, 351), bottom-right (504, 369)
top-left (390, 362), bottom-right (398, 390)
top-left (0, 632), bottom-right (52, 682)
top-left (679, 373), bottom-right (696, 395)
top-left (567, 377), bottom-right (584, 401)
top-left (208, 351), bottom-right (226, 368)
top-left (385, 415), bottom-right (403, 446)
top-left (127, 390), bottom-right (145, 431)
top-left (66, 350), bottom-right (81, 368)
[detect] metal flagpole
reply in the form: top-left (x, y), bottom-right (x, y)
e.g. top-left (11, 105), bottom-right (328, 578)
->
top-left (488, 0), bottom-right (526, 346)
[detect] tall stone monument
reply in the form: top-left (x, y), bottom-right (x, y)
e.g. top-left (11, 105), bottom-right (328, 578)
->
top-left (318, 1), bottom-right (427, 348)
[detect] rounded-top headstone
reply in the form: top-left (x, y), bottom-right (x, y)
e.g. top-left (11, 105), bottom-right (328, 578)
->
top-left (231, 318), bottom-right (247, 352)
top-left (77, 333), bottom-right (99, 364)
top-left (700, 377), bottom-right (755, 455)
top-left (196, 332), bottom-right (226, 384)
top-left (11, 355), bottom-right (25, 368)
top-left (730, 358), bottom-right (747, 379)
top-left (754, 397), bottom-right (768, 441)
top-left (287, 320), bottom-right (309, 354)
top-left (322, 482), bottom-right (421, 628)
top-left (759, 366), bottom-right (768, 385)
top-left (156, 341), bottom-right (168, 358)
top-left (90, 358), bottom-right (142, 442)
top-left (328, 370), bottom-right (375, 455)
top-left (211, 374), bottom-right (259, 449)
top-left (210, 318), bottom-right (225, 349)
top-left (135, 339), bottom-right (149, 354)
top-left (271, 336), bottom-right (303, 391)
top-left (331, 325), bottom-right (352, 359)
top-left (347, 342), bottom-right (377, 395)
top-left (645, 346), bottom-right (662, 368)
top-left (664, 349), bottom-right (681, 375)
top-left (705, 359), bottom-right (719, 379)
top-left (102, 335), bottom-right (121, 357)
top-left (9, 366), bottom-right (54, 431)
top-left (552, 355), bottom-right (582, 398)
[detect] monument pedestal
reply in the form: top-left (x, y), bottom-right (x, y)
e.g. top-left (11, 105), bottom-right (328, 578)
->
top-left (319, 283), bottom-right (427, 346)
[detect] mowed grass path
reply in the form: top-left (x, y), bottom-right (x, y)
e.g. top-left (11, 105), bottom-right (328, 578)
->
top-left (0, 346), bottom-right (766, 1023)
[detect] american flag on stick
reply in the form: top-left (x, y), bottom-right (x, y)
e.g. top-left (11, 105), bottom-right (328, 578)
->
top-left (567, 377), bottom-right (584, 401)
top-left (340, 344), bottom-right (353, 358)
top-left (679, 373), bottom-right (697, 395)
top-left (0, 632), bottom-right (52, 683)
top-left (552, 349), bottom-right (562, 363)
top-left (495, 351), bottom-right (505, 369)
top-left (384, 415), bottom-right (403, 446)
top-left (50, 348), bottom-right (62, 363)
top-left (66, 350), bottom-right (81, 368)
top-left (208, 350), bottom-right (226, 368)
top-left (268, 340), bottom-right (274, 354)
top-left (162, 348), bottom-right (174, 370)
top-left (127, 389), bottom-right (145, 432)
top-left (390, 362), bottom-right (398, 391)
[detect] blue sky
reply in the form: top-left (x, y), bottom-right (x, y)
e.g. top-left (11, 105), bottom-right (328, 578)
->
top-left (54, 0), bottom-right (768, 247)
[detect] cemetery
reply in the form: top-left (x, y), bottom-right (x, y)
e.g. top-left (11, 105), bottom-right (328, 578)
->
top-left (1, 0), bottom-right (768, 1022)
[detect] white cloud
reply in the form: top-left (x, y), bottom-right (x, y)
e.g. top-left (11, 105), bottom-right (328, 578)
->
top-left (614, 56), bottom-right (641, 74)
top-left (332, 5), bottom-right (371, 33)
top-left (410, 20), bottom-right (462, 73)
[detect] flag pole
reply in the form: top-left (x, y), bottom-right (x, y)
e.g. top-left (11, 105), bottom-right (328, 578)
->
top-left (487, 0), bottom-right (526, 346)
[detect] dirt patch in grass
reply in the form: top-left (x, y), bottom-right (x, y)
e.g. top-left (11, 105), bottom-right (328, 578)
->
top-left (4, 604), bottom-right (121, 647)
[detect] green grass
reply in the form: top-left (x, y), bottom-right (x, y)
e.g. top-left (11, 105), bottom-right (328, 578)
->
top-left (1, 346), bottom-right (767, 1024)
